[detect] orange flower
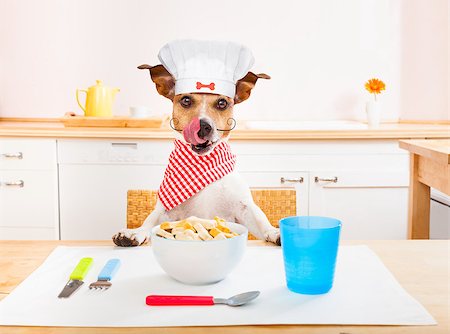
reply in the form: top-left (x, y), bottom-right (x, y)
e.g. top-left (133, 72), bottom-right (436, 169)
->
top-left (365, 78), bottom-right (386, 95)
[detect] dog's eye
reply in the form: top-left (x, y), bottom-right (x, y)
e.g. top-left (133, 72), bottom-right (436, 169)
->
top-left (216, 98), bottom-right (228, 110)
top-left (180, 96), bottom-right (192, 108)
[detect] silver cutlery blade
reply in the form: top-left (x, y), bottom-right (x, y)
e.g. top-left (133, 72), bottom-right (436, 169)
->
top-left (58, 280), bottom-right (84, 298)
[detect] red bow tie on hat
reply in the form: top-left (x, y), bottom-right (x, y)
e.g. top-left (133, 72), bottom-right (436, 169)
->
top-left (158, 139), bottom-right (236, 211)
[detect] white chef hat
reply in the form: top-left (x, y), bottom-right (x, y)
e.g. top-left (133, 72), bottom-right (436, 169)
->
top-left (158, 39), bottom-right (254, 98)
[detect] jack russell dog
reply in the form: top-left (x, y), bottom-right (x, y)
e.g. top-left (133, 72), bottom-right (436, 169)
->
top-left (112, 40), bottom-right (281, 247)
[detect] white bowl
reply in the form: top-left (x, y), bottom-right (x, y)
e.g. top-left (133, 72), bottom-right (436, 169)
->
top-left (151, 222), bottom-right (248, 285)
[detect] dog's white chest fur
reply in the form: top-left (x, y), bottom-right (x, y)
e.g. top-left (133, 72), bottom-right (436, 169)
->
top-left (113, 161), bottom-right (280, 245)
top-left (160, 172), bottom-right (252, 223)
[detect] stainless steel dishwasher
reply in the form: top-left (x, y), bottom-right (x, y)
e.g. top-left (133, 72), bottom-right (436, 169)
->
top-left (430, 189), bottom-right (450, 239)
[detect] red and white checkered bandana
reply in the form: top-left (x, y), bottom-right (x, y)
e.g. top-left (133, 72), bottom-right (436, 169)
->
top-left (158, 139), bottom-right (236, 211)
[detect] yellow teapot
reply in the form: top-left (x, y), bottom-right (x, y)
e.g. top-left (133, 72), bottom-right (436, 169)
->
top-left (76, 80), bottom-right (120, 117)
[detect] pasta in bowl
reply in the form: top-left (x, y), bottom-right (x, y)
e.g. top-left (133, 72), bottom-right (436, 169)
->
top-left (151, 216), bottom-right (248, 285)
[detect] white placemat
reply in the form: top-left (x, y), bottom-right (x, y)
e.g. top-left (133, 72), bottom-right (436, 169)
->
top-left (0, 245), bottom-right (436, 327)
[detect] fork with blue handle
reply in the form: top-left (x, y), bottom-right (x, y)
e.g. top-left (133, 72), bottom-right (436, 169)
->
top-left (89, 259), bottom-right (121, 290)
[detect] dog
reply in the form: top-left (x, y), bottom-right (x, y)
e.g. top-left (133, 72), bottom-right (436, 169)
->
top-left (112, 64), bottom-right (281, 247)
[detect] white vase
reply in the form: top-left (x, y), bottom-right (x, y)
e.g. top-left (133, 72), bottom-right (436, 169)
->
top-left (366, 101), bottom-right (381, 128)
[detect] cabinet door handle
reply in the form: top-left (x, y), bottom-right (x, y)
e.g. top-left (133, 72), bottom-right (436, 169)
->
top-left (280, 177), bottom-right (304, 184)
top-left (314, 176), bottom-right (338, 183)
top-left (2, 180), bottom-right (25, 187)
top-left (1, 152), bottom-right (23, 159)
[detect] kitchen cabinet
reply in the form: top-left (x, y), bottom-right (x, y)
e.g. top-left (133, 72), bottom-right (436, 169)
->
top-left (234, 140), bottom-right (409, 239)
top-left (57, 139), bottom-right (171, 239)
top-left (56, 138), bottom-right (409, 240)
top-left (0, 139), bottom-right (58, 239)
top-left (309, 171), bottom-right (408, 239)
top-left (238, 171), bottom-right (310, 216)
top-left (2, 137), bottom-right (410, 240)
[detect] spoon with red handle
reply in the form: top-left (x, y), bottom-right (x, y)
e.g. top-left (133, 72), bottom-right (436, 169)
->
top-left (146, 291), bottom-right (260, 307)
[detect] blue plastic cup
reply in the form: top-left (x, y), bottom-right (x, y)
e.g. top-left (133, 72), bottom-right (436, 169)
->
top-left (280, 216), bottom-right (341, 294)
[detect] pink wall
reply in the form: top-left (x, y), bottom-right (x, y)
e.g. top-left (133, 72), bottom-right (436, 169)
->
top-left (400, 0), bottom-right (449, 120)
top-left (0, 0), bottom-right (448, 121)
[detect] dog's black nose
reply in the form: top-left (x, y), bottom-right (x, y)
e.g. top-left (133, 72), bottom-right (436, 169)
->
top-left (198, 119), bottom-right (212, 139)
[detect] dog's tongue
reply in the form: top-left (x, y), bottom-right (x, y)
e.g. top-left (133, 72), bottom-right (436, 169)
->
top-left (183, 118), bottom-right (207, 145)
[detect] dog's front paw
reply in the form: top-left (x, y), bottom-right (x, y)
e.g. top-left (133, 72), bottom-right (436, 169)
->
top-left (264, 228), bottom-right (281, 246)
top-left (112, 228), bottom-right (149, 247)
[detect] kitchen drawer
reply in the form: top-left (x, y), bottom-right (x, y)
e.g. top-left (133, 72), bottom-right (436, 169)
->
top-left (236, 154), bottom-right (409, 173)
top-left (0, 139), bottom-right (57, 170)
top-left (0, 170), bottom-right (58, 228)
top-left (233, 140), bottom-right (409, 173)
top-left (57, 139), bottom-right (173, 164)
top-left (231, 140), bottom-right (409, 155)
top-left (0, 227), bottom-right (56, 240)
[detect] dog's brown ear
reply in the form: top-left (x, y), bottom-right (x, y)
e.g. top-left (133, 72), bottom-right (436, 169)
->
top-left (138, 64), bottom-right (175, 100)
top-left (234, 72), bottom-right (270, 104)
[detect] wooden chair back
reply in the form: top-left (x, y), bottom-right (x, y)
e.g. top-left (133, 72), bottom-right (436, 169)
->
top-left (127, 189), bottom-right (296, 239)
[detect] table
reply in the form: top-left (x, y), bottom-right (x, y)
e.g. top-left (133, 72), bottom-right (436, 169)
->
top-left (0, 240), bottom-right (449, 334)
top-left (399, 139), bottom-right (450, 239)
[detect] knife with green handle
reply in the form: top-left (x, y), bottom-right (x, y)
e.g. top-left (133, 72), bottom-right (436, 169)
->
top-left (58, 257), bottom-right (93, 298)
